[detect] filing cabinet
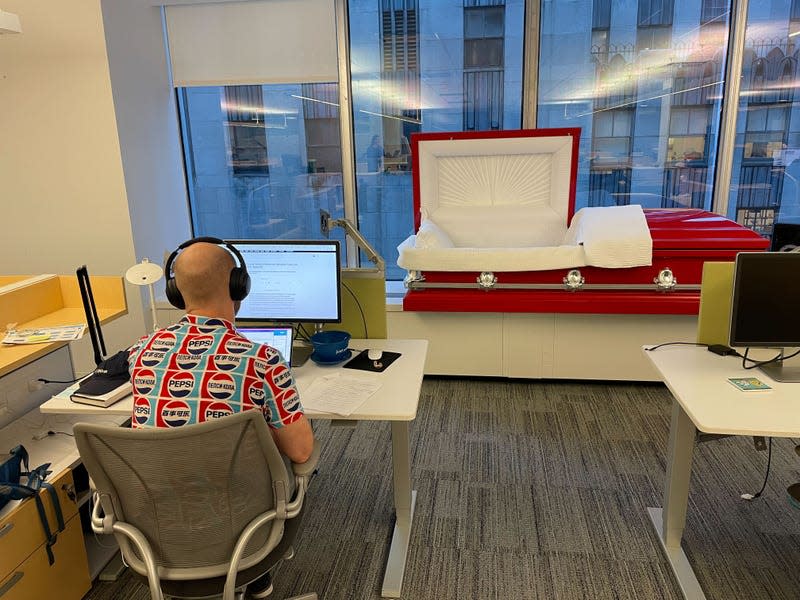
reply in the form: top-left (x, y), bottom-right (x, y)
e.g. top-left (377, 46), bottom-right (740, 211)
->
top-left (0, 468), bottom-right (90, 599)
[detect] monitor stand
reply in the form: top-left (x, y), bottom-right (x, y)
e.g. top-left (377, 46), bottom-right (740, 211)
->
top-left (291, 343), bottom-right (313, 368)
top-left (760, 362), bottom-right (800, 383)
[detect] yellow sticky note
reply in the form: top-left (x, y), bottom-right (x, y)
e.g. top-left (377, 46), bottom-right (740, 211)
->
top-left (26, 334), bottom-right (51, 342)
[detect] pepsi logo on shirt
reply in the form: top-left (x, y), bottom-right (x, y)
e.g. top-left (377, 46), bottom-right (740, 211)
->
top-left (199, 400), bottom-right (234, 422)
top-left (133, 369), bottom-right (157, 395)
top-left (162, 371), bottom-right (196, 398)
top-left (156, 399), bottom-right (192, 428)
top-left (133, 396), bottom-right (152, 427)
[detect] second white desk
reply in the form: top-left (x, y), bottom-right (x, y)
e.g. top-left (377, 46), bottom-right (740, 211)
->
top-left (644, 345), bottom-right (800, 600)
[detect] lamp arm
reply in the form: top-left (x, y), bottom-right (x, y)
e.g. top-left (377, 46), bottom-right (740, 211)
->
top-left (325, 215), bottom-right (386, 272)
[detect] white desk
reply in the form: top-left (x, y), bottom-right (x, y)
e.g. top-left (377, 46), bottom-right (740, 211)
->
top-left (40, 338), bottom-right (428, 598)
top-left (643, 345), bottom-right (800, 599)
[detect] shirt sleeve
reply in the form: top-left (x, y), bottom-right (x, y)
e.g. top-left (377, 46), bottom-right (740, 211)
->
top-left (260, 347), bottom-right (305, 429)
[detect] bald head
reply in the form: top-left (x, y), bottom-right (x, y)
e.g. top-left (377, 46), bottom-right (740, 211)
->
top-left (173, 242), bottom-right (235, 310)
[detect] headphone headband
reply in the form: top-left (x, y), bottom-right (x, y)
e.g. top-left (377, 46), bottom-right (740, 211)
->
top-left (164, 237), bottom-right (251, 310)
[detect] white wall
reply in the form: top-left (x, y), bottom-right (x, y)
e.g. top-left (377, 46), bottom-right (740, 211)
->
top-left (100, 0), bottom-right (192, 271)
top-left (0, 0), bottom-right (191, 373)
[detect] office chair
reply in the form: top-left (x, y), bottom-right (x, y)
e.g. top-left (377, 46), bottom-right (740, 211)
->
top-left (74, 411), bottom-right (319, 600)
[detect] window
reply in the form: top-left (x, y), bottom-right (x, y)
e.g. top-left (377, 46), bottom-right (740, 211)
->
top-left (592, 110), bottom-right (633, 165)
top-left (701, 0), bottom-right (727, 24)
top-left (592, 0), bottom-right (611, 30)
top-left (224, 86), bottom-right (269, 176)
top-left (178, 84), bottom-right (345, 242)
top-left (638, 0), bottom-right (674, 27)
top-left (464, 6), bottom-right (505, 68)
top-left (463, 4), bottom-right (506, 131)
top-left (636, 26), bottom-right (671, 51)
top-left (349, 0), bottom-right (523, 280)
top-left (792, 0), bottom-right (800, 21)
top-left (174, 0), bottom-right (800, 281)
top-left (539, 0), bottom-right (728, 214)
top-left (743, 105), bottom-right (789, 160)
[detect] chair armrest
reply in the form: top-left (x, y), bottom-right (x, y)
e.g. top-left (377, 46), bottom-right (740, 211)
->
top-left (292, 439), bottom-right (320, 478)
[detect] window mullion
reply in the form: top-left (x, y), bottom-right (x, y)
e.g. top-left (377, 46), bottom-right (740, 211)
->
top-left (712, 0), bottom-right (750, 217)
top-left (336, 0), bottom-right (360, 268)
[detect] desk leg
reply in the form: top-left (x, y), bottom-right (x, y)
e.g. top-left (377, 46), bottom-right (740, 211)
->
top-left (647, 400), bottom-right (705, 599)
top-left (381, 421), bottom-right (417, 598)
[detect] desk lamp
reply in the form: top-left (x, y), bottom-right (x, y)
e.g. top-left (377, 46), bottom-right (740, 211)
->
top-left (125, 259), bottom-right (164, 332)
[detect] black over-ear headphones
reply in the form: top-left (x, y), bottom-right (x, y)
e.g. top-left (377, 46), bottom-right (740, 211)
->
top-left (164, 237), bottom-right (251, 310)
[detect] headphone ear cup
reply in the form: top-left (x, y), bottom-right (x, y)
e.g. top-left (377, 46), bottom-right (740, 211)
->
top-left (229, 267), bottom-right (251, 302)
top-left (165, 277), bottom-right (186, 310)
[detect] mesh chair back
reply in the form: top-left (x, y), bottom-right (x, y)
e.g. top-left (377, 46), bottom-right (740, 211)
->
top-left (75, 411), bottom-right (290, 578)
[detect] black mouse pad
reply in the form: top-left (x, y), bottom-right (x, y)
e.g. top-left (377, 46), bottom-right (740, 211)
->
top-left (343, 350), bottom-right (401, 373)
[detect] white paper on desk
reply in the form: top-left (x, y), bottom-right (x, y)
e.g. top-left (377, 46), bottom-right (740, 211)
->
top-left (300, 371), bottom-right (382, 416)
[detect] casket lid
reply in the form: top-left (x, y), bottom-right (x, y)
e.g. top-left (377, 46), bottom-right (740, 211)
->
top-left (410, 129), bottom-right (581, 232)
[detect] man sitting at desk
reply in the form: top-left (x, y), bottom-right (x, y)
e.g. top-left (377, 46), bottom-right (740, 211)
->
top-left (127, 238), bottom-right (314, 465)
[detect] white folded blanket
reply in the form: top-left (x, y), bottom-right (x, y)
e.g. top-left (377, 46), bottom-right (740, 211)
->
top-left (396, 205), bottom-right (653, 273)
top-left (397, 237), bottom-right (587, 272)
top-left (563, 205), bottom-right (652, 268)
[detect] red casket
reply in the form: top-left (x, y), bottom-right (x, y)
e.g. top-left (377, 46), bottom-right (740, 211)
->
top-left (398, 129), bottom-right (769, 315)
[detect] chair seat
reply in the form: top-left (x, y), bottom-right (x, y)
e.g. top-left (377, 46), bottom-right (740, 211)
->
top-left (147, 510), bottom-right (304, 599)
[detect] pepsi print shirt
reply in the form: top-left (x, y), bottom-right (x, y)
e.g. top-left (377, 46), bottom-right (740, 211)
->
top-left (128, 315), bottom-right (303, 429)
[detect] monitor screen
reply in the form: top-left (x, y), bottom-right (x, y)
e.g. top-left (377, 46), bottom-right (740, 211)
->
top-left (237, 326), bottom-right (293, 363)
top-left (729, 251), bottom-right (800, 348)
top-left (231, 240), bottom-right (341, 323)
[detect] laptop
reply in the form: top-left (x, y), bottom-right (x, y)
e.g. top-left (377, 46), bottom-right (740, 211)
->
top-left (238, 326), bottom-right (308, 367)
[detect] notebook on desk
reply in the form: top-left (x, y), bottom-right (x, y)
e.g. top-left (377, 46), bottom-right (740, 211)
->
top-left (71, 380), bottom-right (132, 408)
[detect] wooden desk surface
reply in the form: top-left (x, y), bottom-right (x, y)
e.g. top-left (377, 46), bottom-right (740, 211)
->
top-left (1, 275), bottom-right (127, 378)
top-left (0, 307), bottom-right (128, 378)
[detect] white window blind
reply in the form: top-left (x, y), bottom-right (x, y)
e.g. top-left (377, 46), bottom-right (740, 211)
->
top-left (165, 0), bottom-right (338, 87)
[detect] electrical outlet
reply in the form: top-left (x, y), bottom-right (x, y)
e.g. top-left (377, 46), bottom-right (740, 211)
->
top-left (320, 209), bottom-right (331, 235)
top-left (27, 379), bottom-right (45, 393)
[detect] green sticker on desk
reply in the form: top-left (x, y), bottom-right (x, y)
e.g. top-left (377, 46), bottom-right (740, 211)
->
top-left (728, 377), bottom-right (772, 392)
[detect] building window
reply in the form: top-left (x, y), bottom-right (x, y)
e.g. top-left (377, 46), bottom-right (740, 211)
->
top-left (224, 86), bottom-right (269, 176)
top-left (743, 105), bottom-right (789, 160)
top-left (592, 109), bottom-right (634, 166)
top-left (593, 0), bottom-right (611, 29)
top-left (668, 107), bottom-right (709, 162)
top-left (382, 0), bottom-right (418, 72)
top-left (700, 0), bottom-right (727, 24)
top-left (792, 0), bottom-right (800, 21)
top-left (463, 3), bottom-right (505, 130)
top-left (638, 0), bottom-right (674, 27)
top-left (464, 6), bottom-right (505, 68)
top-left (636, 26), bottom-right (671, 51)
top-left (592, 0), bottom-right (612, 56)
top-left (300, 83), bottom-right (341, 175)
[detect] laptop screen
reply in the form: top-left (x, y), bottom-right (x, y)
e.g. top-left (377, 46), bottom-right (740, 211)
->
top-left (237, 326), bottom-right (293, 364)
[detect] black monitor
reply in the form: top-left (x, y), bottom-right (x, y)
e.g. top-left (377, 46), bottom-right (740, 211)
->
top-left (231, 239), bottom-right (342, 323)
top-left (729, 251), bottom-right (800, 382)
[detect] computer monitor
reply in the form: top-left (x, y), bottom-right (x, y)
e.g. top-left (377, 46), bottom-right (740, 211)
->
top-left (231, 239), bottom-right (342, 324)
top-left (729, 251), bottom-right (800, 382)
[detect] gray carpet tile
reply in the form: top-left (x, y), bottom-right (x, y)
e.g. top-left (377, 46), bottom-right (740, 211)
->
top-left (83, 377), bottom-right (800, 599)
